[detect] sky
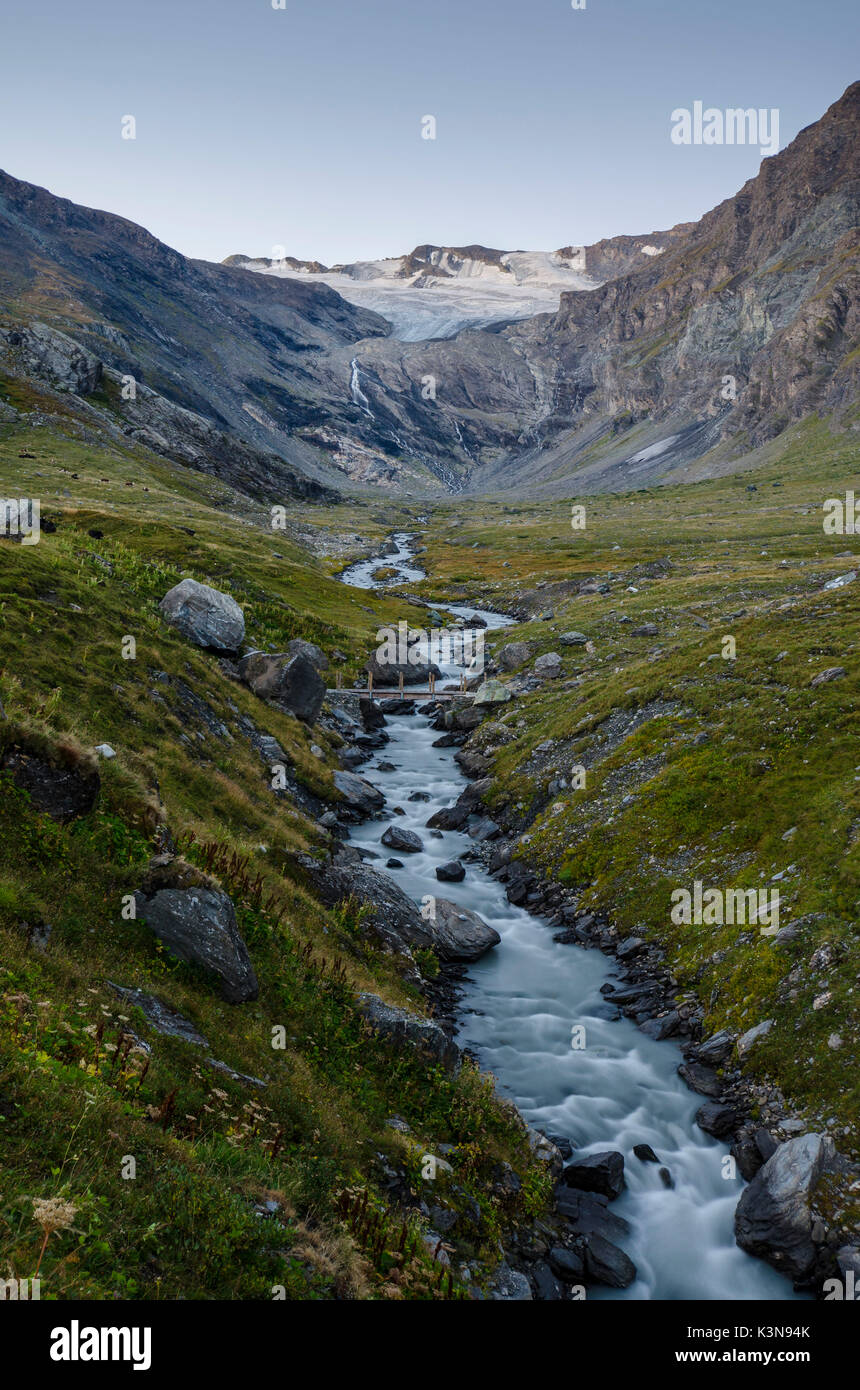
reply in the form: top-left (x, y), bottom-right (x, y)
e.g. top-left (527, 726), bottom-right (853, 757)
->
top-left (0, 0), bottom-right (855, 266)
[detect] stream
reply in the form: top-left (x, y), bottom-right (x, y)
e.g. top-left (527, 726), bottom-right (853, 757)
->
top-left (340, 533), bottom-right (797, 1300)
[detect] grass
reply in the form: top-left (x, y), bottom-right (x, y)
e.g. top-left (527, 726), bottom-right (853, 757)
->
top-left (0, 411), bottom-right (549, 1300)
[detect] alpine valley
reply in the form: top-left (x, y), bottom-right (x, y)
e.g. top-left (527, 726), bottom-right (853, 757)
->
top-left (0, 81), bottom-right (858, 1308)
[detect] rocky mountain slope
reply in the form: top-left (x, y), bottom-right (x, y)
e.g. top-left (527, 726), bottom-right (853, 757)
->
top-left (0, 168), bottom-right (401, 497)
top-left (346, 82), bottom-right (859, 494)
top-left (1, 84), bottom-right (857, 503)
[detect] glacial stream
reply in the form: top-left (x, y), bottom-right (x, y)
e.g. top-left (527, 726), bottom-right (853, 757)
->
top-left (340, 533), bottom-right (796, 1300)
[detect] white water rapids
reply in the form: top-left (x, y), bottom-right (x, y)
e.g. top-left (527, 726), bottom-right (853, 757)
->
top-left (339, 534), bottom-right (799, 1300)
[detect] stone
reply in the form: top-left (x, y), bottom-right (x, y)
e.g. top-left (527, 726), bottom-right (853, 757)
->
top-left (559, 631), bottom-right (589, 646)
top-left (528, 1128), bottom-right (564, 1179)
top-left (810, 667), bottom-right (846, 686)
top-left (159, 578), bottom-right (244, 652)
top-left (420, 898), bottom-right (501, 962)
top-left (695, 1029), bottom-right (735, 1066)
top-left (285, 638), bottom-right (329, 671)
top-left (582, 1232), bottom-right (637, 1288)
top-left (107, 983), bottom-right (208, 1046)
top-left (491, 1264), bottom-right (532, 1300)
top-left (239, 651), bottom-right (325, 723)
top-left (633, 1144), bottom-right (660, 1163)
top-left (94, 744), bottom-right (116, 760)
top-left (632, 623), bottom-right (658, 637)
top-left (534, 652), bottom-right (562, 679)
top-left (332, 769), bottom-right (385, 814)
top-left (696, 1101), bottom-right (741, 1138)
top-left (1, 747), bottom-right (100, 821)
top-left (734, 1133), bottom-right (837, 1281)
top-left (436, 860), bottom-right (465, 882)
top-left (737, 1019), bottom-right (775, 1058)
top-left (677, 1061), bottom-right (722, 1097)
top-left (562, 1150), bottom-right (625, 1200)
top-left (133, 887), bottom-right (258, 1004)
top-left (553, 1187), bottom-right (631, 1242)
top-left (548, 1246), bottom-right (586, 1283)
top-left (381, 825), bottom-right (423, 854)
top-left (473, 678), bottom-right (512, 705)
top-left (359, 697), bottom-right (386, 731)
top-left (357, 993), bottom-right (459, 1072)
top-left (497, 641), bottom-right (534, 671)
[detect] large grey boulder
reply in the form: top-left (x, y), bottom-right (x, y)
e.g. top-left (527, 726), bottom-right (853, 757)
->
top-left (562, 1151), bottom-right (626, 1200)
top-left (357, 993), bottom-right (459, 1072)
top-left (581, 1232), bottom-right (637, 1288)
top-left (133, 887), bottom-right (258, 1004)
top-left (290, 849), bottom-right (430, 960)
top-left (534, 652), bottom-right (562, 680)
top-left (734, 1132), bottom-right (836, 1281)
top-left (160, 578), bottom-right (245, 652)
top-left (286, 638), bottom-right (329, 671)
top-left (332, 769), bottom-right (385, 814)
top-left (239, 651), bottom-right (325, 723)
top-left (497, 641), bottom-right (534, 671)
top-left (473, 678), bottom-right (512, 705)
top-left (381, 825), bottom-right (423, 854)
top-left (420, 897), bottom-right (501, 962)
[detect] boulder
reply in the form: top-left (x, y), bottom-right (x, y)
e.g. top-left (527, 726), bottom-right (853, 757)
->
top-left (473, 678), bottom-right (513, 705)
top-left (553, 1187), bottom-right (631, 1242)
top-left (420, 897), bottom-right (501, 962)
top-left (559, 631), bottom-right (589, 646)
top-left (133, 887), bottom-right (258, 1004)
top-left (1, 747), bottom-right (100, 821)
top-left (632, 623), bottom-right (658, 637)
top-left (359, 697), bottom-right (386, 731)
top-left (734, 1133), bottom-right (837, 1281)
top-left (737, 1019), bottom-right (774, 1058)
top-left (159, 578), bottom-right (245, 652)
top-left (534, 652), bottom-right (562, 679)
top-left (239, 651), bottom-right (325, 723)
top-left (548, 1246), bottom-right (585, 1283)
top-left (107, 982), bottom-right (208, 1046)
top-left (581, 1232), bottom-right (637, 1288)
top-left (286, 638), bottom-right (329, 671)
top-left (436, 861), bottom-right (465, 883)
top-left (426, 802), bottom-right (472, 831)
top-left (563, 1151), bottom-right (625, 1200)
top-left (381, 825), bottom-right (423, 854)
top-left (491, 1264), bottom-right (533, 1300)
top-left (332, 770), bottom-right (385, 814)
top-left (497, 641), bottom-right (534, 671)
top-left (677, 1061), bottom-right (722, 1097)
top-left (696, 1101), bottom-right (740, 1138)
top-left (357, 993), bottom-right (459, 1072)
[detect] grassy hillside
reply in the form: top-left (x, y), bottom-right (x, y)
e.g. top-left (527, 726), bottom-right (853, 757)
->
top-left (0, 408), bottom-right (546, 1301)
top-left (401, 418), bottom-right (860, 1182)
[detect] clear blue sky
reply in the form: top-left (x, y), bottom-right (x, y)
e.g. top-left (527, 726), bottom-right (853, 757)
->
top-left (0, 0), bottom-right (855, 265)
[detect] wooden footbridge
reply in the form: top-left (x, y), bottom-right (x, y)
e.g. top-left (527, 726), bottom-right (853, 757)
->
top-left (326, 671), bottom-right (474, 702)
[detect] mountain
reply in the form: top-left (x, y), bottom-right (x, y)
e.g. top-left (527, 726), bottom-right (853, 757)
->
top-left (224, 231), bottom-right (690, 342)
top-left (1, 83), bottom-right (857, 500)
top-left (344, 81), bottom-right (859, 493)
top-left (0, 168), bottom-right (397, 498)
